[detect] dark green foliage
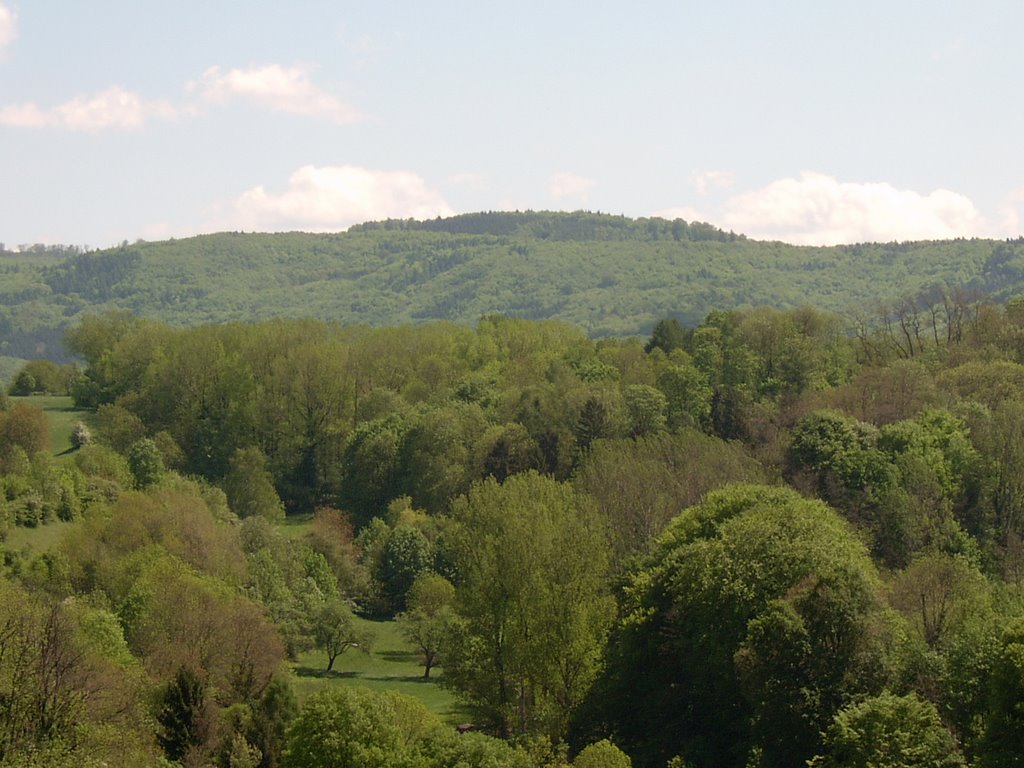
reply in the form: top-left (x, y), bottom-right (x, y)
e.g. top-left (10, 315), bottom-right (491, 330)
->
top-left (340, 416), bottom-right (409, 526)
top-left (581, 485), bottom-right (898, 768)
top-left (645, 318), bottom-right (688, 355)
top-left (978, 619), bottom-right (1024, 767)
top-left (575, 397), bottom-right (611, 453)
top-left (157, 666), bottom-right (208, 763)
top-left (378, 525), bottom-right (433, 611)
top-left (8, 370), bottom-right (35, 396)
top-left (6, 360), bottom-right (76, 395)
top-left (572, 431), bottom-right (766, 566)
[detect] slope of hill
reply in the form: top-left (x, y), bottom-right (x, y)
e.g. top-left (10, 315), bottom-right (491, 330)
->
top-left (2, 211), bottom-right (1023, 361)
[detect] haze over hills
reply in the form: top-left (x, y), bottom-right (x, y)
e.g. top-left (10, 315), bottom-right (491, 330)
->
top-left (2, 211), bottom-right (1024, 363)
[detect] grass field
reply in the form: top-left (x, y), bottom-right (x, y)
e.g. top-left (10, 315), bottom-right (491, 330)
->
top-left (8, 394), bottom-right (97, 457)
top-left (290, 616), bottom-right (472, 724)
top-left (2, 519), bottom-right (74, 556)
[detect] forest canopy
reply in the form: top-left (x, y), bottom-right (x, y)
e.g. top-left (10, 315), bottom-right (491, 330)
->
top-left (5, 272), bottom-right (1024, 765)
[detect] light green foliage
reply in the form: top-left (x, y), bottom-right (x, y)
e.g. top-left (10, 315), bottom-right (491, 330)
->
top-left (445, 472), bottom-right (614, 738)
top-left (0, 579), bottom-right (155, 765)
top-left (937, 359), bottom-right (1024, 410)
top-left (61, 479), bottom-right (251, 605)
top-left (240, 515), bottom-right (343, 656)
top-left (223, 446), bottom-right (285, 521)
top-left (284, 687), bottom-right (526, 768)
top-left (964, 399), bottom-right (1024, 546)
top-left (313, 598), bottom-right (373, 672)
top-left (656, 364), bottom-right (711, 431)
top-left (623, 384), bottom-right (667, 438)
top-left (573, 739), bottom-right (632, 768)
top-left (809, 692), bottom-right (964, 768)
top-left (127, 437), bottom-right (165, 488)
top-left (887, 553), bottom-right (991, 650)
top-left (73, 443), bottom-right (133, 494)
top-left (283, 687), bottom-right (429, 768)
top-left (398, 572), bottom-right (457, 678)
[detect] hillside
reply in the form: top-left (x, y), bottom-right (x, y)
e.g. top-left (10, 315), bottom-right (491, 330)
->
top-left (2, 211), bottom-right (1024, 362)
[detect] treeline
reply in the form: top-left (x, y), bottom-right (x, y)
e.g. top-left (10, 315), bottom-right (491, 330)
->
top-left (350, 210), bottom-right (742, 242)
top-left (5, 298), bottom-right (1024, 764)
top-left (4, 212), bottom-right (1024, 363)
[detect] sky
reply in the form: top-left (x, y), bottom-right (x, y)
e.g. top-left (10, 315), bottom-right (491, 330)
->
top-left (1, 0), bottom-right (1023, 248)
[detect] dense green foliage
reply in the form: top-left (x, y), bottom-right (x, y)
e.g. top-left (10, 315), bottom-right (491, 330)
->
top-left (9, 285), bottom-right (1024, 765)
top-left (579, 485), bottom-right (897, 768)
top-left (3, 212), bottom-right (1024, 363)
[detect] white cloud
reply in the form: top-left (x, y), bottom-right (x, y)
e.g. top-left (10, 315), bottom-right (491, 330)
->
top-left (448, 172), bottom-right (488, 190)
top-left (221, 165), bottom-right (454, 232)
top-left (0, 87), bottom-right (177, 130)
top-left (996, 187), bottom-right (1024, 236)
top-left (0, 3), bottom-right (15, 58)
top-left (690, 169), bottom-right (735, 196)
top-left (192, 64), bottom-right (360, 123)
top-left (652, 205), bottom-right (709, 223)
top-left (550, 172), bottom-right (596, 201)
top-left (719, 172), bottom-right (991, 245)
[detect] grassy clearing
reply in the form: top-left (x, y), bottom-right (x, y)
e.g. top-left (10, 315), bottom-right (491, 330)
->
top-left (2, 519), bottom-right (75, 555)
top-left (9, 394), bottom-right (97, 457)
top-left (1, 397), bottom-right (93, 556)
top-left (290, 616), bottom-right (471, 724)
top-left (279, 511), bottom-right (315, 539)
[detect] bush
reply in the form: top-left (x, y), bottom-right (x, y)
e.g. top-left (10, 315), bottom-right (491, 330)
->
top-left (70, 421), bottom-right (92, 449)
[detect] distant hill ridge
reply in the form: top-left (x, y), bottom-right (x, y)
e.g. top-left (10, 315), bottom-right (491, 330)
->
top-left (2, 210), bottom-right (1024, 362)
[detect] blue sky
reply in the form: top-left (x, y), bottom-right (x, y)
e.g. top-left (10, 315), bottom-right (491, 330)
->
top-left (1, 0), bottom-right (1022, 247)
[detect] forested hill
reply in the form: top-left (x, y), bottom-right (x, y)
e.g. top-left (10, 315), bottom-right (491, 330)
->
top-left (3, 210), bottom-right (1024, 361)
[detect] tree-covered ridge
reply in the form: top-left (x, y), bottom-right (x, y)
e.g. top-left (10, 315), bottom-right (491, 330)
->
top-left (3, 212), bottom-right (1024, 362)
